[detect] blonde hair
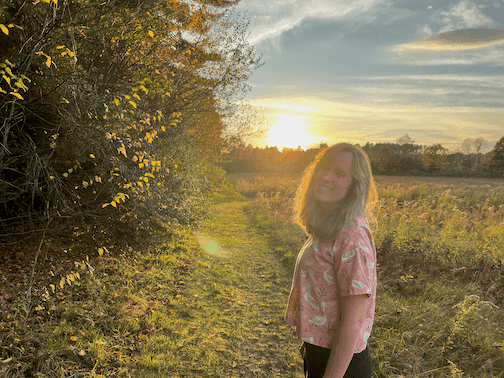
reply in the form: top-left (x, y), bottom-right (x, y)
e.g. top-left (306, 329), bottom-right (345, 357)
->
top-left (293, 143), bottom-right (378, 242)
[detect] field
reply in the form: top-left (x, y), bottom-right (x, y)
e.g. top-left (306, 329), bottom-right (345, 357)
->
top-left (229, 172), bottom-right (504, 378)
top-left (1, 173), bottom-right (503, 377)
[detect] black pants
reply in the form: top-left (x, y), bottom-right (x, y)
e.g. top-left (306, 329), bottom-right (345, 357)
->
top-left (303, 343), bottom-right (373, 378)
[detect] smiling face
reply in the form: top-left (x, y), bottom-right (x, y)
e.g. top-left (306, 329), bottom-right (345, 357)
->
top-left (312, 150), bottom-right (353, 204)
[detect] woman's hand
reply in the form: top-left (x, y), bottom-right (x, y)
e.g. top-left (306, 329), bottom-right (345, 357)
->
top-left (322, 294), bottom-right (370, 378)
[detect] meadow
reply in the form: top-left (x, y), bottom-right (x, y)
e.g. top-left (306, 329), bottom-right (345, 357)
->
top-left (229, 172), bottom-right (504, 378)
top-left (1, 172), bottom-right (503, 377)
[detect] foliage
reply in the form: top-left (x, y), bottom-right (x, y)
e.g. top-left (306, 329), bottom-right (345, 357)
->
top-left (222, 139), bottom-right (503, 178)
top-left (0, 0), bottom-right (259, 237)
top-left (362, 142), bottom-right (424, 175)
top-left (221, 143), bottom-right (326, 173)
top-left (423, 143), bottom-right (449, 172)
top-left (490, 136), bottom-right (504, 176)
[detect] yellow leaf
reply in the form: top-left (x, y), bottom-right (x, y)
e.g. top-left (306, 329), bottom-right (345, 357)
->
top-left (70, 336), bottom-right (78, 341)
top-left (10, 92), bottom-right (23, 100)
top-left (98, 248), bottom-right (104, 256)
top-left (137, 181), bottom-right (143, 187)
top-left (0, 24), bottom-right (8, 35)
top-left (56, 45), bottom-right (65, 49)
top-left (129, 100), bottom-right (137, 108)
top-left (132, 155), bottom-right (138, 162)
top-left (63, 172), bottom-right (68, 177)
top-left (59, 277), bottom-right (65, 289)
top-left (102, 203), bottom-right (109, 208)
top-left (148, 30), bottom-right (154, 38)
top-left (161, 126), bottom-right (166, 132)
top-left (113, 98), bottom-right (119, 106)
top-left (46, 56), bottom-right (51, 67)
top-left (139, 333), bottom-right (148, 340)
top-left (89, 154), bottom-right (95, 158)
top-left (111, 201), bottom-right (117, 207)
top-left (62, 97), bottom-right (69, 103)
top-left (133, 93), bottom-right (140, 100)
top-left (68, 168), bottom-right (73, 173)
top-left (49, 176), bottom-right (55, 180)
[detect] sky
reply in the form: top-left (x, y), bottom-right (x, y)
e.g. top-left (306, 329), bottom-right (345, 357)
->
top-left (231, 0), bottom-right (504, 152)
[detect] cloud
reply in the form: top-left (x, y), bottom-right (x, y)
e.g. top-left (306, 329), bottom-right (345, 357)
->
top-left (235, 0), bottom-right (382, 45)
top-left (437, 1), bottom-right (495, 33)
top-left (388, 27), bottom-right (504, 67)
top-left (393, 28), bottom-right (504, 51)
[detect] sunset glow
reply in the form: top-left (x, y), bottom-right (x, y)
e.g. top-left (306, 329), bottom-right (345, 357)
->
top-left (266, 115), bottom-right (318, 150)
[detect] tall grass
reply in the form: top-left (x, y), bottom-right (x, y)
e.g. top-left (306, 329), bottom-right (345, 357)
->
top-left (231, 173), bottom-right (504, 378)
top-left (375, 182), bottom-right (504, 266)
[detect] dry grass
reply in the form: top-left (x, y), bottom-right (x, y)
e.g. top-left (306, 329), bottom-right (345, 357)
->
top-left (231, 172), bottom-right (504, 378)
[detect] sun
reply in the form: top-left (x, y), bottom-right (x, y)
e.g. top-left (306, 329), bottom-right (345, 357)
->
top-left (266, 115), bottom-right (317, 150)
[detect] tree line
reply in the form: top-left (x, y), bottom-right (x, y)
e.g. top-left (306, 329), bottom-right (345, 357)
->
top-left (221, 135), bottom-right (504, 177)
top-left (0, 0), bottom-right (259, 240)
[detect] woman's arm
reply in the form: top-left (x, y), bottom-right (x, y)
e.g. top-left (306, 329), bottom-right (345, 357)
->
top-left (323, 294), bottom-right (371, 378)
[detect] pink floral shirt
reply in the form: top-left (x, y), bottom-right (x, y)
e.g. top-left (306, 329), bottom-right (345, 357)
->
top-left (285, 216), bottom-right (377, 352)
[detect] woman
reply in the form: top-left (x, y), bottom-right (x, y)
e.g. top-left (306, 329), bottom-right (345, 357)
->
top-left (285, 143), bottom-right (378, 378)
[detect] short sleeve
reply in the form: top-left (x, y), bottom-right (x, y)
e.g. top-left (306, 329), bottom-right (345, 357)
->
top-left (334, 223), bottom-right (376, 297)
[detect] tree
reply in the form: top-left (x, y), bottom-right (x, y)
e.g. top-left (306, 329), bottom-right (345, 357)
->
top-left (461, 138), bottom-right (473, 154)
top-left (397, 133), bottom-right (414, 145)
top-left (376, 145), bottom-right (394, 174)
top-left (0, 0), bottom-right (259, 236)
top-left (490, 137), bottom-right (504, 176)
top-left (423, 144), bottom-right (448, 173)
top-left (473, 137), bottom-right (488, 165)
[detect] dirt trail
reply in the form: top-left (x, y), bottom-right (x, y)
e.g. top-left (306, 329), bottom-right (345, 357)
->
top-left (160, 199), bottom-right (304, 377)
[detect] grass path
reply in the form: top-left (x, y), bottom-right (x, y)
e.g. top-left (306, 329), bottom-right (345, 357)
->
top-left (140, 199), bottom-right (304, 377)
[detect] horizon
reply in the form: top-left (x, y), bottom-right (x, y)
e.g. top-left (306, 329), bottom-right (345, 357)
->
top-left (232, 0), bottom-right (504, 153)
